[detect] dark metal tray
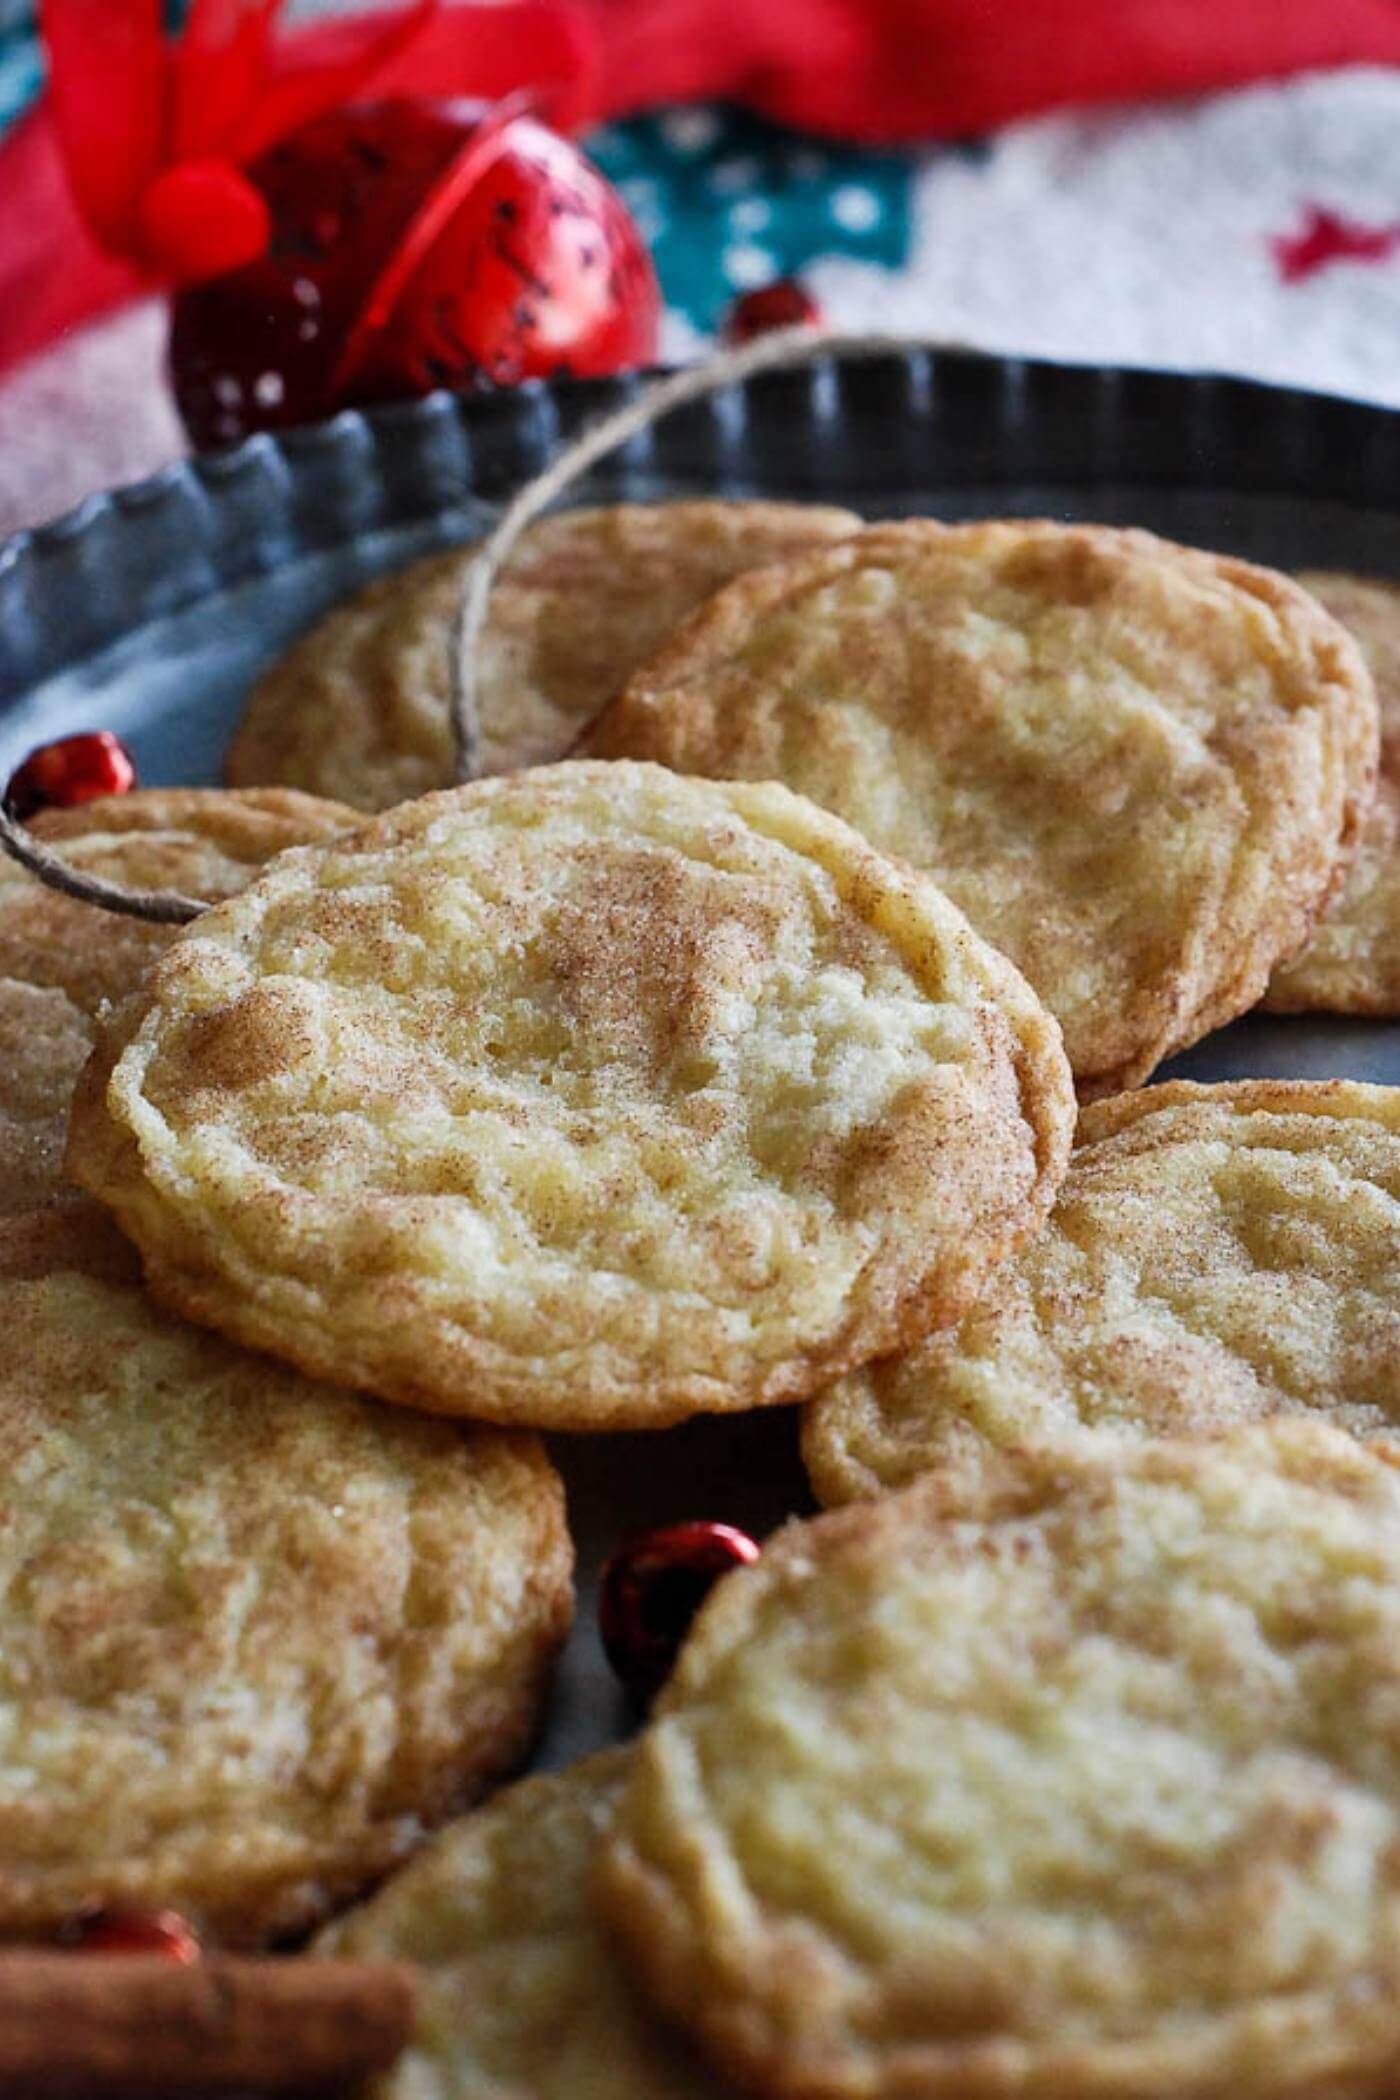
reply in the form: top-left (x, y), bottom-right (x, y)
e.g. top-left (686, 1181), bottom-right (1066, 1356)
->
top-left (3, 347), bottom-right (1399, 1777)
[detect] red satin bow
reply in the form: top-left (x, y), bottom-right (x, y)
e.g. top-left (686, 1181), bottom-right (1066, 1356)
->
top-left (40, 0), bottom-right (443, 282)
top-left (37, 0), bottom-right (555, 284)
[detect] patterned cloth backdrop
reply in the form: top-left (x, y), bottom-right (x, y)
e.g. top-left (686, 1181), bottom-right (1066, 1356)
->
top-left (1, 0), bottom-right (1399, 536)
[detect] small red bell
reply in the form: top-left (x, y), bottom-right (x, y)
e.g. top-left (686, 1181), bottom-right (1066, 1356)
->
top-left (723, 278), bottom-right (823, 345)
top-left (599, 1521), bottom-right (760, 1703)
top-left (170, 98), bottom-right (660, 448)
top-left (4, 732), bottom-right (137, 824)
top-left (63, 1907), bottom-right (202, 1964)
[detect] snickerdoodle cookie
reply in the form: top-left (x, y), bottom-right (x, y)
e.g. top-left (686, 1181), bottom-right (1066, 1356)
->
top-left (226, 500), bottom-right (861, 811)
top-left (65, 762), bottom-right (1073, 1431)
top-left (600, 1422), bottom-right (1400, 2100)
top-left (583, 520), bottom-right (1378, 1094)
top-left (1267, 571), bottom-right (1400, 1012)
top-left (321, 1751), bottom-right (726, 2098)
top-left (0, 787), bottom-right (353, 1212)
top-left (804, 1079), bottom-right (1400, 1508)
top-left (0, 1203), bottom-right (571, 1946)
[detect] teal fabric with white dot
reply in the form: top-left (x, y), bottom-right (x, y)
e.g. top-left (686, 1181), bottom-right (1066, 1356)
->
top-left (0, 23), bottom-right (38, 129)
top-left (587, 105), bottom-right (913, 329)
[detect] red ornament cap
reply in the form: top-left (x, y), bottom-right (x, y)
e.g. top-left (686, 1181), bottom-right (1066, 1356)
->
top-left (723, 279), bottom-right (824, 346)
top-left (63, 1907), bottom-right (202, 1964)
top-left (4, 732), bottom-right (137, 825)
top-left (599, 1520), bottom-right (760, 1702)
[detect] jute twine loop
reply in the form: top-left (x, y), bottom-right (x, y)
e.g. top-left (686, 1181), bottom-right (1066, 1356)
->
top-left (0, 803), bottom-right (206, 922)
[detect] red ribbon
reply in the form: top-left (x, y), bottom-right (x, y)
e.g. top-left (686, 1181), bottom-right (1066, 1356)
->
top-left (40, 0), bottom-right (451, 281)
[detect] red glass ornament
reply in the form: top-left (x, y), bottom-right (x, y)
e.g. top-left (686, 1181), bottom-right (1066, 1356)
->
top-left (4, 732), bottom-right (137, 824)
top-left (63, 1907), bottom-right (202, 1964)
top-left (722, 278), bottom-right (823, 346)
top-left (170, 98), bottom-right (660, 448)
top-left (599, 1521), bottom-right (760, 1701)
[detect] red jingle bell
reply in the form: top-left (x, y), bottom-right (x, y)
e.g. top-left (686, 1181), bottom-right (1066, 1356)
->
top-left (170, 97), bottom-right (660, 448)
top-left (599, 1521), bottom-right (760, 1703)
top-left (723, 278), bottom-right (824, 345)
top-left (4, 732), bottom-right (137, 824)
top-left (63, 1907), bottom-right (202, 1964)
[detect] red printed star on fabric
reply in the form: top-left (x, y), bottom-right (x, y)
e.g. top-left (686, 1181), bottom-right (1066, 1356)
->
top-left (1271, 203), bottom-right (1400, 283)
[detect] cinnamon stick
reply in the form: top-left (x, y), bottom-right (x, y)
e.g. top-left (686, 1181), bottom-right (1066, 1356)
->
top-left (0, 1952), bottom-right (416, 2094)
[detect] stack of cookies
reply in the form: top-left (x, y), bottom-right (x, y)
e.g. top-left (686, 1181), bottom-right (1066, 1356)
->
top-left (7, 493), bottom-right (1400, 2099)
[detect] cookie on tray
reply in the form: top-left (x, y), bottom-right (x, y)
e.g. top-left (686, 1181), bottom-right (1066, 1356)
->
top-left (804, 1079), bottom-right (1400, 1508)
top-left (65, 761), bottom-right (1074, 1431)
top-left (1267, 572), bottom-right (1400, 1013)
top-left (0, 787), bottom-right (354, 1213)
top-left (226, 501), bottom-right (861, 812)
top-left (600, 1422), bottom-right (1400, 2100)
top-left (583, 519), bottom-right (1378, 1095)
top-left (0, 1202), bottom-right (571, 1947)
top-left (321, 1750), bottom-right (727, 2099)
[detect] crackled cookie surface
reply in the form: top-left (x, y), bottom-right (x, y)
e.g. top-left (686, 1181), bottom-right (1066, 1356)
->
top-left (601, 1424), bottom-right (1400, 2100)
top-left (584, 520), bottom-right (1377, 1093)
top-left (0, 787), bottom-right (353, 1213)
top-left (0, 1204), bottom-right (571, 1945)
top-left (66, 762), bottom-right (1072, 1430)
top-left (226, 500), bottom-right (861, 811)
top-left (322, 1752), bottom-right (726, 2099)
top-left (805, 1079), bottom-right (1400, 1507)
top-left (1268, 572), bottom-right (1400, 1012)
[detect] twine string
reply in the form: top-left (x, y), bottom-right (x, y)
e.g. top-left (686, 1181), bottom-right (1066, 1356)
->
top-left (0, 800), bottom-right (205, 922)
top-left (0, 326), bottom-right (963, 921)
